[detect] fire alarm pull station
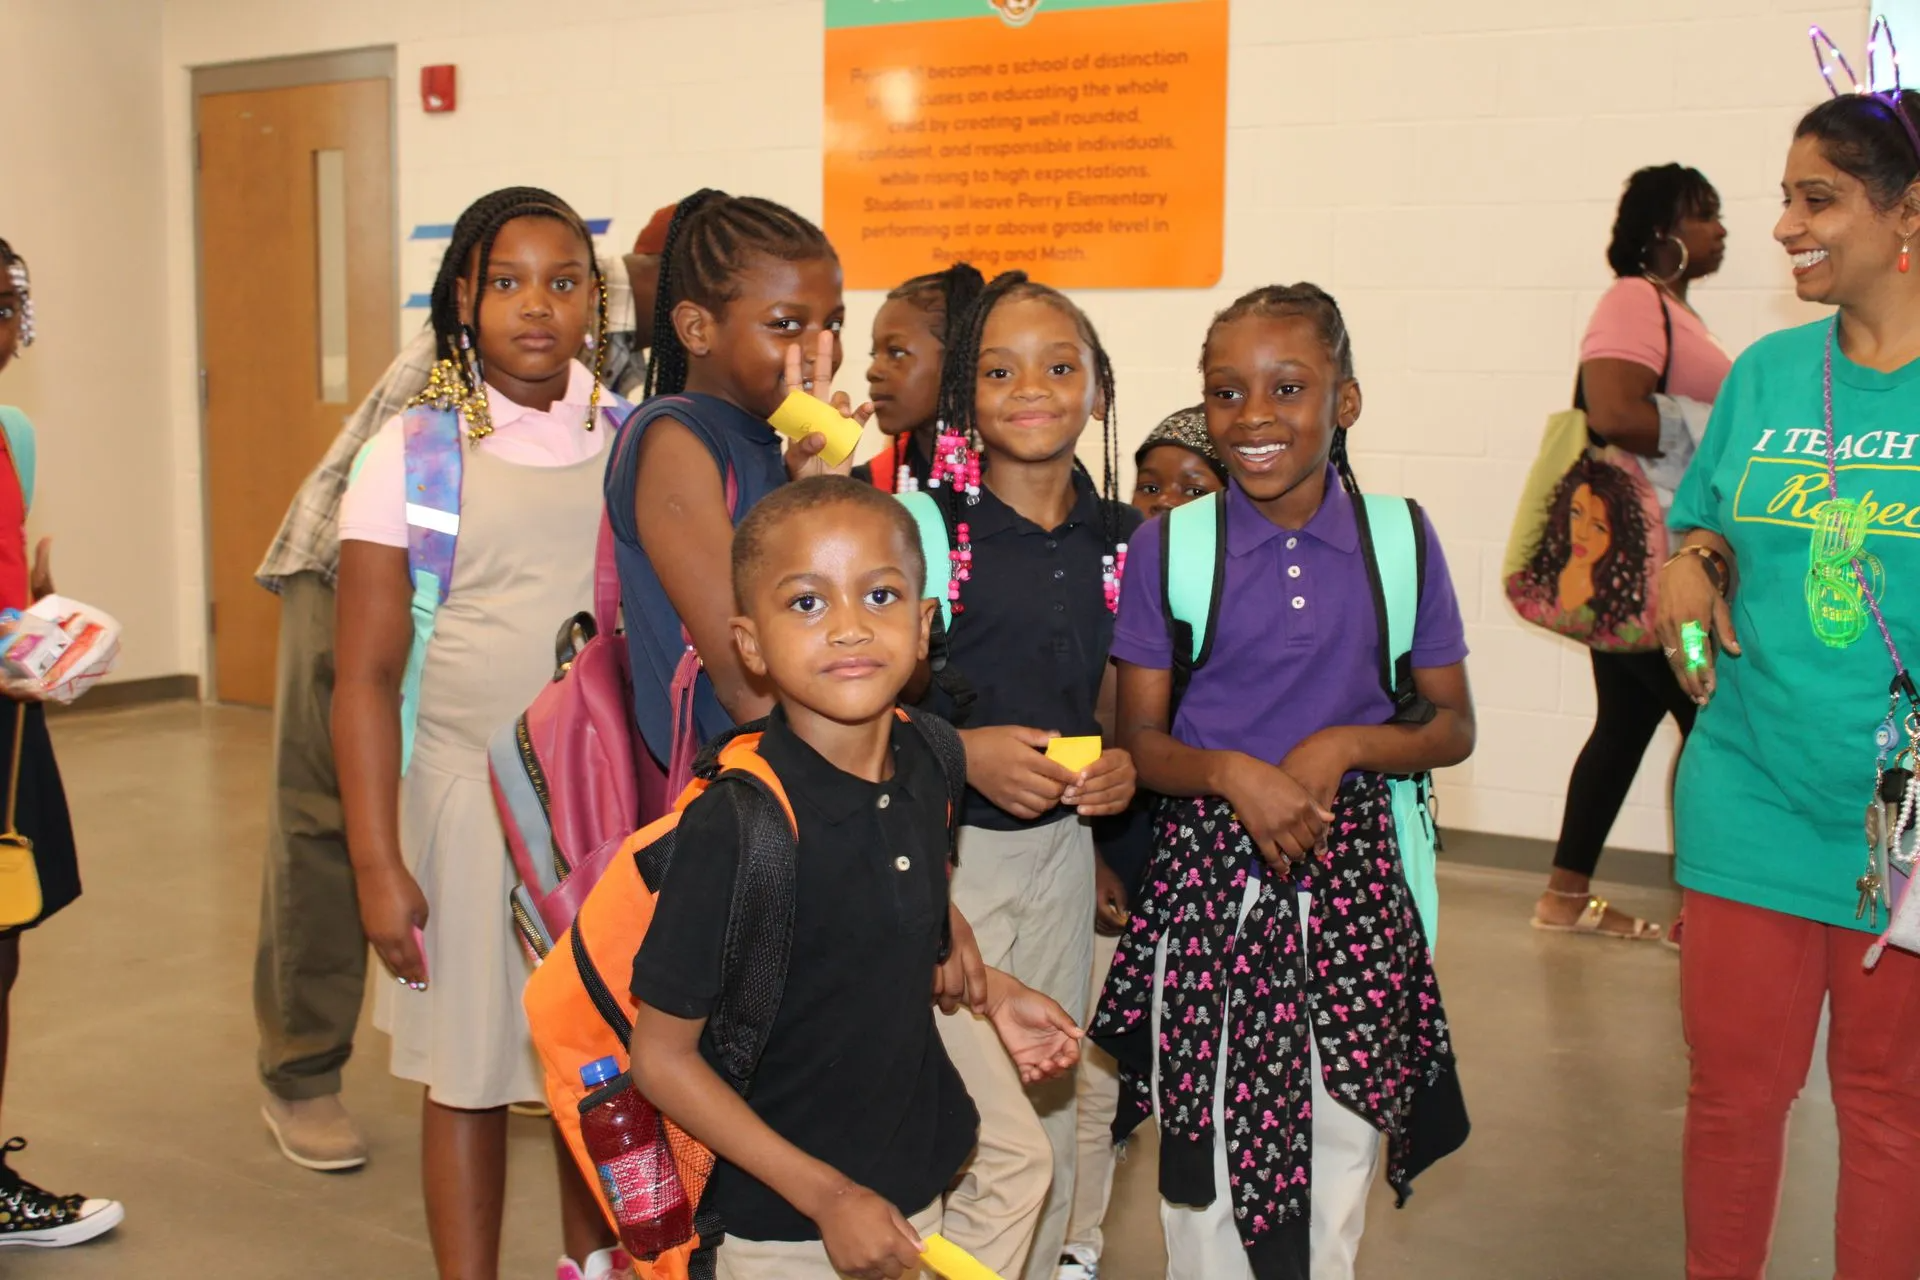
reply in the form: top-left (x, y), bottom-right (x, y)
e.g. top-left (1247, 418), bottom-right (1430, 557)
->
top-left (421, 65), bottom-right (456, 113)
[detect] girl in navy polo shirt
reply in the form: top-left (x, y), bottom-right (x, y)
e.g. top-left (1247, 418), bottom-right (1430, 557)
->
top-left (1096, 285), bottom-right (1475, 1280)
top-left (915, 271), bottom-right (1138, 1280)
top-left (608, 191), bottom-right (857, 818)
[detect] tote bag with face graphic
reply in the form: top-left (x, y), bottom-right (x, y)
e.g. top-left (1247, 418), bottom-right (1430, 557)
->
top-left (1502, 297), bottom-right (1672, 653)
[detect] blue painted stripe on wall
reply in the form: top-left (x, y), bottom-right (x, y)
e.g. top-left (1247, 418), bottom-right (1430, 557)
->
top-left (404, 293), bottom-right (432, 309)
top-left (409, 217), bottom-right (611, 241)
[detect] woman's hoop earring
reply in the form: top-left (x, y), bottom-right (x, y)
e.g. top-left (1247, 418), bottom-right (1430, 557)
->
top-left (1642, 233), bottom-right (1691, 285)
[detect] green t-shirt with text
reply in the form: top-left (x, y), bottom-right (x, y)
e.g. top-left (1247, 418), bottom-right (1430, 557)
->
top-left (1670, 319), bottom-right (1920, 930)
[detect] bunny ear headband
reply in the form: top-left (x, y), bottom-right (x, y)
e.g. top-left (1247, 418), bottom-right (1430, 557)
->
top-left (1812, 18), bottom-right (1920, 160)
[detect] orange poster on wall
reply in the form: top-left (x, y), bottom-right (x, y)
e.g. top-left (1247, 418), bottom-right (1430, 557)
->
top-left (824, 0), bottom-right (1228, 289)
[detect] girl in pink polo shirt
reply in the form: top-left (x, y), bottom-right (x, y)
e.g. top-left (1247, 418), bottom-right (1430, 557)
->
top-left (334, 188), bottom-right (631, 1280)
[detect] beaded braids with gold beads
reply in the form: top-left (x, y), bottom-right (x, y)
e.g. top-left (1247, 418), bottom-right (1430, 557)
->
top-left (406, 186), bottom-right (608, 443)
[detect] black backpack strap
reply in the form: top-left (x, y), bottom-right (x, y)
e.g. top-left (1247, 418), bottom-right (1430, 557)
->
top-left (1161, 513), bottom-right (1189, 712)
top-left (900, 706), bottom-right (967, 859)
top-left (927, 613), bottom-right (977, 728)
top-left (900, 705), bottom-right (968, 963)
top-left (703, 772), bottom-right (799, 1095)
top-left (1352, 494), bottom-right (1435, 727)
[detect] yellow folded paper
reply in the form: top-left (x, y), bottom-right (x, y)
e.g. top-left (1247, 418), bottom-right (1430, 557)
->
top-left (921, 1233), bottom-right (1004, 1280)
top-left (768, 389), bottom-right (864, 466)
top-left (1044, 735), bottom-right (1102, 773)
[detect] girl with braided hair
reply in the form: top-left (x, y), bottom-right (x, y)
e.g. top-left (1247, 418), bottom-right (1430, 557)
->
top-left (1098, 284), bottom-right (1474, 1280)
top-left (333, 188), bottom-right (631, 1280)
top-left (857, 262), bottom-right (985, 493)
top-left (909, 271), bottom-right (1138, 1280)
top-left (606, 189), bottom-right (868, 813)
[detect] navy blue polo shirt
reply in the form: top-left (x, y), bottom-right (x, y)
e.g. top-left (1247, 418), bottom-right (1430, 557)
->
top-left (920, 466), bottom-right (1142, 831)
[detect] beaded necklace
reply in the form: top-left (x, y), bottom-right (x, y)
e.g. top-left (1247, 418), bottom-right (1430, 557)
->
top-left (924, 428), bottom-right (1126, 615)
top-left (1816, 319), bottom-right (1920, 924)
top-left (1813, 318), bottom-right (1906, 661)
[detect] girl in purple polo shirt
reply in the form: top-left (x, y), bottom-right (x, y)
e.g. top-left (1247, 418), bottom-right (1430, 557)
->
top-left (1094, 284), bottom-right (1476, 1280)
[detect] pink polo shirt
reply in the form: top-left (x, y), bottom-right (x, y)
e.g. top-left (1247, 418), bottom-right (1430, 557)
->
top-left (1580, 276), bottom-right (1731, 404)
top-left (339, 359), bottom-right (607, 548)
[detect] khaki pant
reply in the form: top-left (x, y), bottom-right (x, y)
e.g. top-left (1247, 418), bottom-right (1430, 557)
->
top-left (937, 819), bottom-right (1096, 1280)
top-left (1156, 884), bottom-right (1382, 1280)
top-left (1064, 929), bottom-right (1124, 1260)
top-left (715, 1199), bottom-right (944, 1279)
top-left (253, 571), bottom-right (367, 1101)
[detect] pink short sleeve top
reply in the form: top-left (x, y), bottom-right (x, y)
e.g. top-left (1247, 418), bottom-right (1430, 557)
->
top-left (1580, 276), bottom-right (1731, 404)
top-left (339, 359), bottom-right (606, 549)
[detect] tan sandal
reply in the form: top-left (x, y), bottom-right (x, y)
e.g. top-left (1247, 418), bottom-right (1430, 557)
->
top-left (1531, 890), bottom-right (1662, 941)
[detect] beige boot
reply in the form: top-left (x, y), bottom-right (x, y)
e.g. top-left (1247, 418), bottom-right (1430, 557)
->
top-left (261, 1094), bottom-right (368, 1172)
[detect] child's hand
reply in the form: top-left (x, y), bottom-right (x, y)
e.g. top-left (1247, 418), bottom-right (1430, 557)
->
top-left (986, 981), bottom-right (1083, 1083)
top-left (357, 863), bottom-right (429, 988)
top-left (29, 539), bottom-right (53, 602)
top-left (1064, 747), bottom-right (1135, 816)
top-left (1277, 729), bottom-right (1351, 820)
top-left (932, 904), bottom-right (990, 1016)
top-left (1221, 754), bottom-right (1333, 878)
top-left (1094, 856), bottom-right (1130, 936)
top-left (782, 334), bottom-right (870, 482)
top-left (813, 1181), bottom-right (925, 1279)
top-left (960, 726), bottom-right (1075, 820)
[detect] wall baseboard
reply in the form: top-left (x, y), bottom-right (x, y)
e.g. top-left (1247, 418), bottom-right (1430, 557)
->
top-left (45, 675), bottom-right (201, 716)
top-left (1439, 827), bottom-right (1677, 891)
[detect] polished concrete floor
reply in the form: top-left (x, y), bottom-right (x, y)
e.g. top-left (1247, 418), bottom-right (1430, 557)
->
top-left (2, 703), bottom-right (1847, 1278)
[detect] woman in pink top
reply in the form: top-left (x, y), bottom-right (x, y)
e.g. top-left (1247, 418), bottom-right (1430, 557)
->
top-left (1533, 164), bottom-right (1733, 940)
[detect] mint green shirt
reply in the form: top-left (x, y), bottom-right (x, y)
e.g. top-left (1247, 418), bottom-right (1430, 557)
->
top-left (1670, 319), bottom-right (1920, 931)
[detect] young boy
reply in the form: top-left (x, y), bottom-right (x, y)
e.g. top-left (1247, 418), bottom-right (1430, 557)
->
top-left (628, 476), bottom-right (1082, 1280)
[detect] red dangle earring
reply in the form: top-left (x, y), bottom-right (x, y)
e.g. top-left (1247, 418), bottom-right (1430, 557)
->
top-left (1902, 239), bottom-right (1912, 274)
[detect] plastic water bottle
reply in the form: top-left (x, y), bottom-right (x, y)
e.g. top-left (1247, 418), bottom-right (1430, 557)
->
top-left (578, 1056), bottom-right (692, 1258)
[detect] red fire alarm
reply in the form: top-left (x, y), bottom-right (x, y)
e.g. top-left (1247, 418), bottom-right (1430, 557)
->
top-left (421, 65), bottom-right (457, 113)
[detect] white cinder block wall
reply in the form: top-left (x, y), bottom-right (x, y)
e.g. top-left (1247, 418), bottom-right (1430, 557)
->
top-left (0, 0), bottom-right (175, 681)
top-left (154, 0), bottom-right (1861, 853)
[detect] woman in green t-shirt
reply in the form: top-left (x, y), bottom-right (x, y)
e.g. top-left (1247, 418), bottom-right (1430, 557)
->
top-left (1658, 89), bottom-right (1920, 1278)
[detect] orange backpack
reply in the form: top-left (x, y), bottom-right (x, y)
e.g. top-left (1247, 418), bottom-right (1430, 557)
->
top-left (524, 708), bottom-right (965, 1279)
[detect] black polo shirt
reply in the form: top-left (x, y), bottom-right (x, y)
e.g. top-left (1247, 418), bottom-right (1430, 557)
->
top-left (852, 433), bottom-right (933, 491)
top-left (630, 708), bottom-right (978, 1243)
top-left (921, 466), bottom-right (1143, 831)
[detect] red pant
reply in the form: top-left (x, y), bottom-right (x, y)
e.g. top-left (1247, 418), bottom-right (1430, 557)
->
top-left (1682, 890), bottom-right (1920, 1279)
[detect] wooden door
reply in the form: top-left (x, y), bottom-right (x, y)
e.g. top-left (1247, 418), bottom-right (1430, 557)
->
top-left (198, 77), bottom-right (394, 706)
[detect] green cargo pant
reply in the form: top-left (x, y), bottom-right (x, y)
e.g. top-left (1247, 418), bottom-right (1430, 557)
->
top-left (253, 571), bottom-right (366, 1100)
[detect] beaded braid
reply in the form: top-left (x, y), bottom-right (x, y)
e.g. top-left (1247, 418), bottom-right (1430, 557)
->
top-left (0, 238), bottom-right (33, 350)
top-left (410, 186), bottom-right (608, 442)
top-left (930, 271), bottom-right (1126, 615)
top-left (882, 261), bottom-right (986, 493)
top-left (1202, 282), bottom-right (1362, 496)
top-left (644, 190), bottom-right (838, 399)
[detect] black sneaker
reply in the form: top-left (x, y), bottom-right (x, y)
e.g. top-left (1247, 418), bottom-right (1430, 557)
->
top-left (0, 1138), bottom-right (123, 1248)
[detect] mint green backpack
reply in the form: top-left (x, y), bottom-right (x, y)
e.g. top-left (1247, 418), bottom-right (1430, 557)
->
top-left (0, 408), bottom-right (36, 513)
top-left (1162, 490), bottom-right (1443, 946)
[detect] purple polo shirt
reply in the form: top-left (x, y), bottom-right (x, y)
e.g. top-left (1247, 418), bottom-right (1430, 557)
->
top-left (1111, 473), bottom-right (1469, 763)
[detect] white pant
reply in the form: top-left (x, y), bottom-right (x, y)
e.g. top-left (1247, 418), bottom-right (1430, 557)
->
top-left (1153, 883), bottom-right (1382, 1280)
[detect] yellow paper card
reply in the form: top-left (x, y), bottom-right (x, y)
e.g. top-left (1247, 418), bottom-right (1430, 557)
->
top-left (1044, 736), bottom-right (1102, 774)
top-left (921, 1234), bottom-right (1004, 1280)
top-left (768, 390), bottom-right (864, 466)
